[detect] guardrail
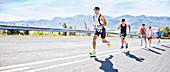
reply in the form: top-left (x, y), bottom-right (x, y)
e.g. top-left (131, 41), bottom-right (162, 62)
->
top-left (0, 25), bottom-right (169, 39)
top-left (0, 25), bottom-right (121, 35)
top-left (161, 37), bottom-right (170, 39)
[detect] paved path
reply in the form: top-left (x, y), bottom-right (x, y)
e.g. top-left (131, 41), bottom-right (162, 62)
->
top-left (0, 36), bottom-right (170, 72)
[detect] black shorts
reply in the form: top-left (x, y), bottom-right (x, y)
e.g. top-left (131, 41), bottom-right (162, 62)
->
top-left (157, 36), bottom-right (161, 38)
top-left (120, 33), bottom-right (127, 38)
top-left (95, 28), bottom-right (106, 39)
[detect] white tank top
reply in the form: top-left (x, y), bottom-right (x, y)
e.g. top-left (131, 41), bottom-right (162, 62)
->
top-left (94, 14), bottom-right (104, 30)
top-left (147, 29), bottom-right (153, 37)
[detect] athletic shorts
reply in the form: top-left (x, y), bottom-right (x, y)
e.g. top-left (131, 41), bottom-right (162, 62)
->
top-left (120, 33), bottom-right (127, 38)
top-left (141, 34), bottom-right (146, 40)
top-left (157, 36), bottom-right (161, 38)
top-left (148, 36), bottom-right (152, 40)
top-left (95, 28), bottom-right (106, 39)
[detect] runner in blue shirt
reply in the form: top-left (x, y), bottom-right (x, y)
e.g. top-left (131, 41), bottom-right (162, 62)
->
top-left (156, 29), bottom-right (163, 45)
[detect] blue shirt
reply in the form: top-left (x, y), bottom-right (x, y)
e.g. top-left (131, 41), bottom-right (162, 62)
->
top-left (156, 31), bottom-right (162, 37)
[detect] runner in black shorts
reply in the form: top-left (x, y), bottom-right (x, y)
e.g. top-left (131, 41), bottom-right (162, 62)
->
top-left (90, 7), bottom-right (111, 55)
top-left (156, 29), bottom-right (163, 45)
top-left (95, 27), bottom-right (106, 38)
top-left (117, 19), bottom-right (131, 49)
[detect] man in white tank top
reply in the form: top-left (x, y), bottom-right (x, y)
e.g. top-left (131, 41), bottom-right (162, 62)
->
top-left (90, 7), bottom-right (111, 55)
top-left (147, 26), bottom-right (155, 47)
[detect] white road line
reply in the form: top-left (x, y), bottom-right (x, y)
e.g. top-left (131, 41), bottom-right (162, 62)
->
top-left (162, 43), bottom-right (170, 45)
top-left (0, 49), bottom-right (122, 70)
top-left (1, 67), bottom-right (29, 72)
top-left (1, 43), bottom-right (167, 72)
top-left (25, 48), bottom-right (140, 72)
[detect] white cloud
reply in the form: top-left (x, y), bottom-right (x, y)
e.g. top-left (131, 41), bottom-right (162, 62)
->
top-left (0, 0), bottom-right (169, 21)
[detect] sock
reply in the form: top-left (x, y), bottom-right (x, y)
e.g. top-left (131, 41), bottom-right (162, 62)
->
top-left (93, 49), bottom-right (95, 52)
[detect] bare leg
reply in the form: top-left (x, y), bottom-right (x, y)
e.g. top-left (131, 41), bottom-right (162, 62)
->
top-left (93, 34), bottom-right (98, 49)
top-left (121, 36), bottom-right (124, 46)
top-left (145, 40), bottom-right (147, 46)
top-left (102, 38), bottom-right (108, 43)
top-left (148, 39), bottom-right (151, 45)
top-left (141, 38), bottom-right (143, 45)
top-left (124, 40), bottom-right (127, 45)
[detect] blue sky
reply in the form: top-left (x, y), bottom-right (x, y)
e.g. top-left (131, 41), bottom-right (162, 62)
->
top-left (0, 0), bottom-right (170, 21)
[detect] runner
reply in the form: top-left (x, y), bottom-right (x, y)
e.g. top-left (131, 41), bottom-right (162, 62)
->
top-left (117, 19), bottom-right (131, 49)
top-left (90, 7), bottom-right (111, 55)
top-left (156, 29), bottom-right (163, 45)
top-left (140, 24), bottom-right (147, 48)
top-left (147, 26), bottom-right (155, 47)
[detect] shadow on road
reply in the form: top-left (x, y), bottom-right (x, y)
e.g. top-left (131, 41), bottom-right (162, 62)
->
top-left (94, 55), bottom-right (118, 72)
top-left (161, 45), bottom-right (170, 48)
top-left (142, 48), bottom-right (162, 55)
top-left (152, 46), bottom-right (165, 51)
top-left (123, 51), bottom-right (144, 62)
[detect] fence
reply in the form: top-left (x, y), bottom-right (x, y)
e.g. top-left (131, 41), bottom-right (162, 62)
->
top-left (0, 24), bottom-right (169, 39)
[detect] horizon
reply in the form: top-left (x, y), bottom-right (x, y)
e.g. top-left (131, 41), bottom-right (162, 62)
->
top-left (1, 14), bottom-right (170, 22)
top-left (0, 0), bottom-right (170, 21)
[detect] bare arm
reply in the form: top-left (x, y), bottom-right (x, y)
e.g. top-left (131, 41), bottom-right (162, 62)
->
top-left (144, 28), bottom-right (146, 33)
top-left (93, 16), bottom-right (95, 21)
top-left (127, 24), bottom-right (131, 33)
top-left (154, 32), bottom-right (155, 35)
top-left (117, 24), bottom-right (121, 30)
top-left (153, 32), bottom-right (155, 36)
top-left (97, 16), bottom-right (107, 28)
top-left (93, 16), bottom-right (96, 30)
top-left (145, 28), bottom-right (147, 36)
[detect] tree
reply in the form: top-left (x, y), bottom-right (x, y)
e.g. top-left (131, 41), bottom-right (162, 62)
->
top-left (24, 30), bottom-right (29, 35)
top-left (84, 21), bottom-right (87, 30)
top-left (7, 29), bottom-right (20, 35)
top-left (58, 32), bottom-right (61, 35)
top-left (68, 26), bottom-right (73, 36)
top-left (84, 21), bottom-right (89, 36)
top-left (160, 26), bottom-right (170, 37)
top-left (3, 30), bottom-right (6, 34)
top-left (39, 31), bottom-right (45, 35)
top-left (73, 26), bottom-right (77, 35)
top-left (63, 23), bottom-right (67, 29)
top-left (87, 28), bottom-right (91, 36)
top-left (62, 23), bottom-right (67, 36)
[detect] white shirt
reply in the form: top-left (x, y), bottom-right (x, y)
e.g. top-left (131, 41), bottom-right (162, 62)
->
top-left (94, 14), bottom-right (104, 30)
top-left (147, 29), bottom-right (153, 37)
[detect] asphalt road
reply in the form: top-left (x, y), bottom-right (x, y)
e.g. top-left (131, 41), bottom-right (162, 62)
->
top-left (0, 36), bottom-right (170, 72)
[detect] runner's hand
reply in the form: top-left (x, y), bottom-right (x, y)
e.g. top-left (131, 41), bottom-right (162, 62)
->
top-left (117, 27), bottom-right (121, 30)
top-left (94, 25), bottom-right (96, 30)
top-left (97, 25), bottom-right (101, 28)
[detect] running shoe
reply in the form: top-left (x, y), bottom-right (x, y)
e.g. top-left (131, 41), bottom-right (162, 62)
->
top-left (126, 43), bottom-right (128, 49)
top-left (121, 46), bottom-right (124, 49)
top-left (108, 41), bottom-right (111, 48)
top-left (90, 51), bottom-right (96, 55)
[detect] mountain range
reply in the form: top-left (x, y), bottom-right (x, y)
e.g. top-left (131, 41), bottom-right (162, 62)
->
top-left (0, 14), bottom-right (170, 31)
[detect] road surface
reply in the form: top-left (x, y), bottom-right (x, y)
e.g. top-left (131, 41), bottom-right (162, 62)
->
top-left (0, 36), bottom-right (170, 72)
